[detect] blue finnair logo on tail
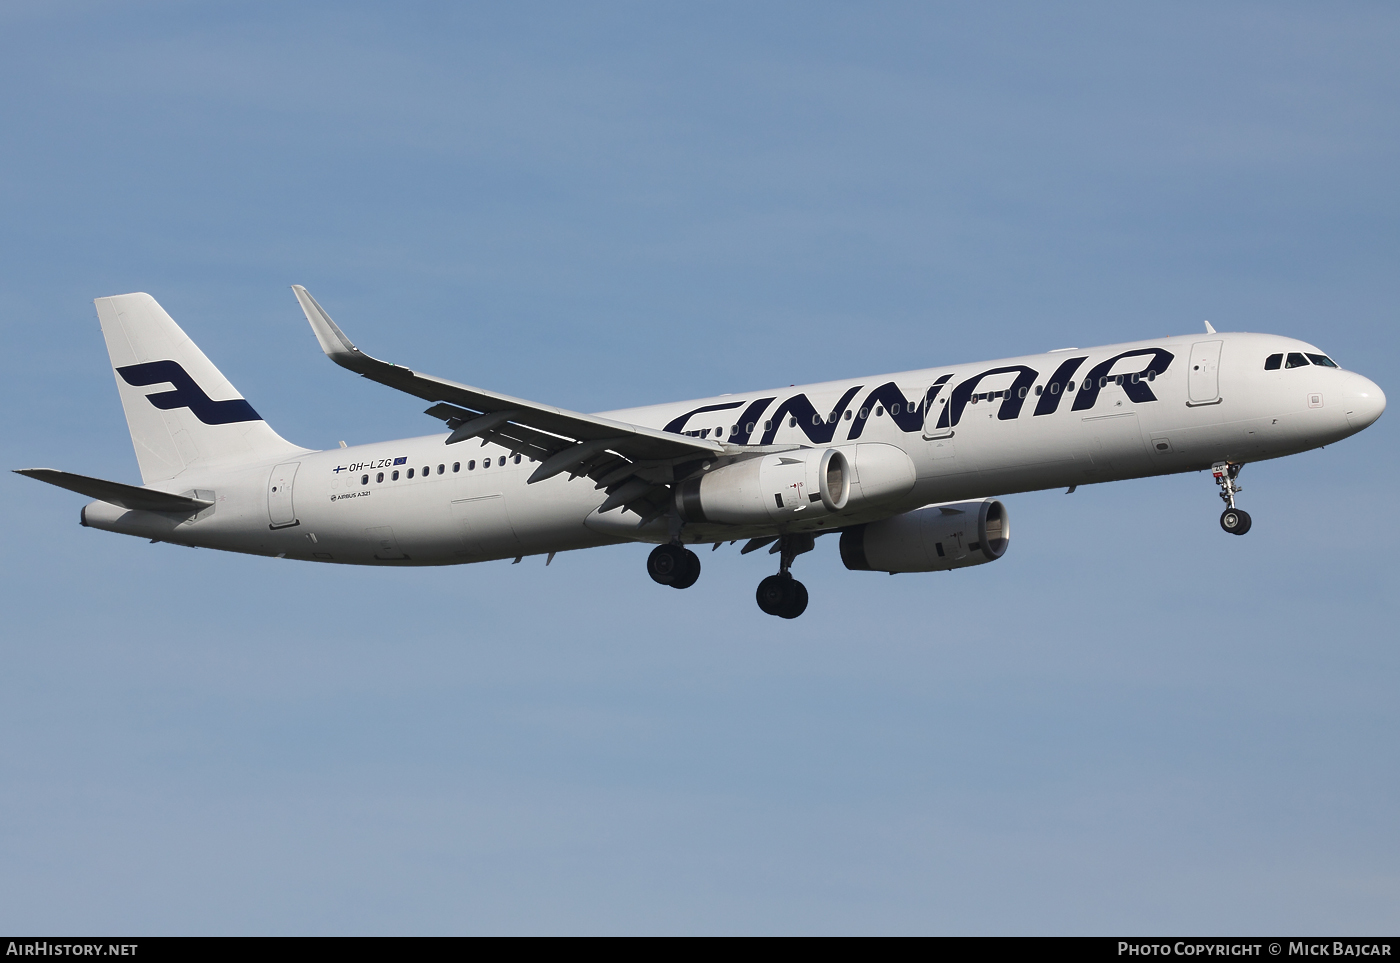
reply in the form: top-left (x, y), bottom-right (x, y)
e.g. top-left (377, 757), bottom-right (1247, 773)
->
top-left (116, 361), bottom-right (261, 425)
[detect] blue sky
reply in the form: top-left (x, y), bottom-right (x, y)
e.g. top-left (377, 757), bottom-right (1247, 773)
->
top-left (2, 1), bottom-right (1397, 934)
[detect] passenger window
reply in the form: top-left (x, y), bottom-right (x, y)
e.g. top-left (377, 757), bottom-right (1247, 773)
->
top-left (1286, 352), bottom-right (1310, 368)
top-left (376, 472), bottom-right (384, 483)
top-left (406, 468), bottom-right (414, 479)
top-left (789, 417), bottom-right (796, 427)
top-left (482, 458), bottom-right (489, 469)
top-left (499, 456), bottom-right (506, 467)
top-left (437, 464), bottom-right (444, 474)
top-left (844, 410), bottom-right (852, 420)
top-left (1306, 354), bottom-right (1338, 368)
top-left (391, 470), bottom-right (399, 481)
top-left (361, 474), bottom-right (368, 485)
top-left (1035, 385), bottom-right (1043, 395)
top-left (1067, 381), bottom-right (1076, 392)
top-left (513, 454), bottom-right (521, 464)
top-left (422, 466), bottom-right (429, 476)
top-left (467, 460), bottom-right (475, 470)
top-left (1264, 353), bottom-right (1283, 370)
top-left (452, 462), bottom-right (460, 472)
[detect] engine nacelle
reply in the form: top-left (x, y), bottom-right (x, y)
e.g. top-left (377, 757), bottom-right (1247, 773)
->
top-left (837, 443), bottom-right (917, 508)
top-left (675, 448), bottom-right (850, 525)
top-left (840, 499), bottom-right (1009, 573)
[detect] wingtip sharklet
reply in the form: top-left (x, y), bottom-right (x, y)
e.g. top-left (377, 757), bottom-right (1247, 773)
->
top-left (291, 284), bottom-right (362, 364)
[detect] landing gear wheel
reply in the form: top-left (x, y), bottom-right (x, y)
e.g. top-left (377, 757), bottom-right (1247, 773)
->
top-left (783, 579), bottom-right (809, 619)
top-left (756, 575), bottom-right (787, 615)
top-left (647, 543), bottom-right (686, 585)
top-left (756, 574), bottom-right (808, 618)
top-left (669, 549), bottom-right (701, 589)
top-left (1211, 462), bottom-right (1251, 535)
top-left (1220, 508), bottom-right (1252, 536)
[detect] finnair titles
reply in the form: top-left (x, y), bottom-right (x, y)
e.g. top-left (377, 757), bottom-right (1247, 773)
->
top-left (18, 288), bottom-right (1386, 618)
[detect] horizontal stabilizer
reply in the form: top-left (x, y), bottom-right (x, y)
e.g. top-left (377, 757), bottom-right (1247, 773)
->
top-left (15, 469), bottom-right (213, 513)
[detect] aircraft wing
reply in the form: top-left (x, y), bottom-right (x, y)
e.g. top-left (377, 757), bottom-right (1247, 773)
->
top-left (292, 286), bottom-right (724, 503)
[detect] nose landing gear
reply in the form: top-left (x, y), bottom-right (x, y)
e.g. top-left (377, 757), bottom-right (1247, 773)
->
top-left (755, 534), bottom-right (813, 619)
top-left (1212, 462), bottom-right (1252, 535)
top-left (648, 543), bottom-right (701, 588)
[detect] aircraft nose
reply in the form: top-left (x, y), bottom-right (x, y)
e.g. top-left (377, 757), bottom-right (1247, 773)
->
top-left (1344, 373), bottom-right (1386, 432)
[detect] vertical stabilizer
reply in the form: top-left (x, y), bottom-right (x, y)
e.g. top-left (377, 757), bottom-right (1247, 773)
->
top-left (95, 293), bottom-right (306, 484)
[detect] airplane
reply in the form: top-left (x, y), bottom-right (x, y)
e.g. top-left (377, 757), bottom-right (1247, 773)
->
top-left (16, 288), bottom-right (1386, 619)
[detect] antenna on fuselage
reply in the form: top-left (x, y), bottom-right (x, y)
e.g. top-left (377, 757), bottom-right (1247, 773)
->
top-left (1203, 320), bottom-right (1217, 334)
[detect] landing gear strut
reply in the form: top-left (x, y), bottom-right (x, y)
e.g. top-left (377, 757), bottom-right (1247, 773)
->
top-left (648, 543), bottom-right (700, 588)
top-left (755, 534), bottom-right (813, 619)
top-left (1212, 461), bottom-right (1252, 536)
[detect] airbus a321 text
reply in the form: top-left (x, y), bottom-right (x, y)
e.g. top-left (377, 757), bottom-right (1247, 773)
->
top-left (18, 288), bottom-right (1386, 618)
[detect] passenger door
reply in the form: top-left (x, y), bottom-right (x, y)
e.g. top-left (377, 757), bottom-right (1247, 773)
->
top-left (1187, 340), bottom-right (1223, 406)
top-left (266, 462), bottom-right (300, 529)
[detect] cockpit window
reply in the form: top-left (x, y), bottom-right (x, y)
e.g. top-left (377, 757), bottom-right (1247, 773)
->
top-left (1285, 352), bottom-right (1310, 368)
top-left (1264, 353), bottom-right (1282, 370)
top-left (1306, 353), bottom-right (1338, 368)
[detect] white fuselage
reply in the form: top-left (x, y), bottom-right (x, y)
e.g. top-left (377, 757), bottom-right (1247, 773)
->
top-left (81, 331), bottom-right (1385, 565)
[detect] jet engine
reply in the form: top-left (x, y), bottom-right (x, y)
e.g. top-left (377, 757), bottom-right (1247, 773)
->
top-left (674, 448), bottom-right (850, 524)
top-left (840, 443), bottom-right (917, 507)
top-left (840, 498), bottom-right (1009, 573)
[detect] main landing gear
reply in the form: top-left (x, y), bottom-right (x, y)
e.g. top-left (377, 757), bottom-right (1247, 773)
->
top-left (1212, 461), bottom-right (1252, 536)
top-left (645, 533), bottom-right (813, 618)
top-left (647, 543), bottom-right (701, 589)
top-left (755, 534), bottom-right (813, 619)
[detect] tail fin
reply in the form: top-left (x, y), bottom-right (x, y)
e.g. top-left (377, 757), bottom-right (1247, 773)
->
top-left (95, 293), bottom-right (305, 483)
